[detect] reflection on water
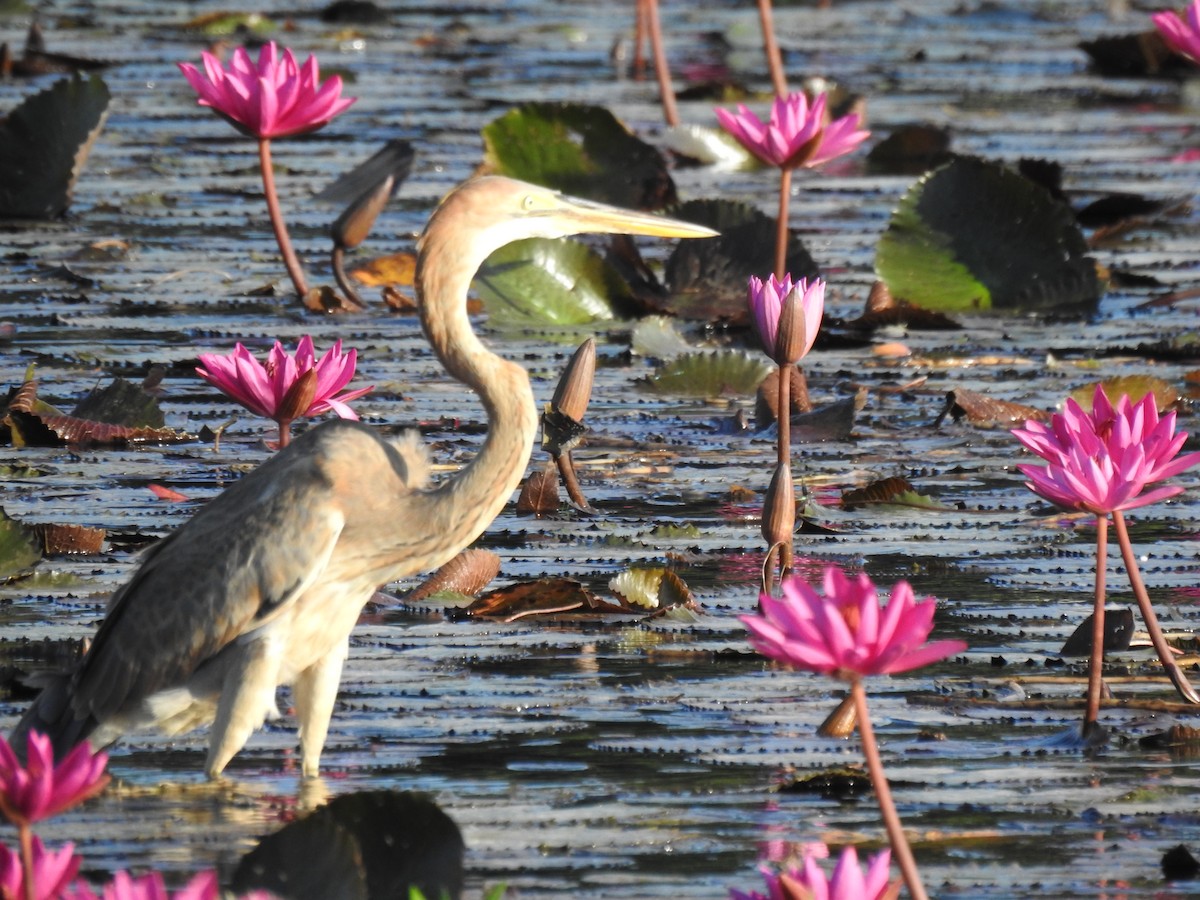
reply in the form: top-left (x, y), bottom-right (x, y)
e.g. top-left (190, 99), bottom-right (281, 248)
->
top-left (2, 0), bottom-right (1200, 896)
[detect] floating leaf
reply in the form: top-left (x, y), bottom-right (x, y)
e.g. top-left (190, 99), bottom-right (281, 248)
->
top-left (778, 767), bottom-right (872, 801)
top-left (403, 549), bottom-right (501, 604)
top-left (0, 74), bottom-right (110, 219)
top-left (866, 124), bottom-right (954, 176)
top-left (1070, 375), bottom-right (1178, 412)
top-left (1079, 29), bottom-right (1184, 77)
top-left (876, 156), bottom-right (1102, 314)
top-left (631, 316), bottom-right (694, 360)
top-left (0, 508), bottom-right (41, 579)
top-left (468, 577), bottom-right (628, 619)
top-left (1059, 607), bottom-right (1135, 658)
top-left (481, 102), bottom-right (675, 209)
top-left (516, 463), bottom-right (561, 516)
top-left (643, 350), bottom-right (772, 397)
top-left (658, 123), bottom-right (753, 168)
top-left (660, 198), bottom-right (818, 323)
top-left (840, 475), bottom-right (942, 511)
top-left (608, 567), bottom-right (695, 610)
top-left (351, 252), bottom-right (417, 287)
top-left (184, 11), bottom-right (276, 35)
top-left (73, 377), bottom-right (165, 428)
top-left (475, 238), bottom-right (628, 327)
top-left (934, 387), bottom-right (1048, 429)
top-left (30, 523), bottom-right (104, 556)
top-left (5, 377), bottom-right (191, 447)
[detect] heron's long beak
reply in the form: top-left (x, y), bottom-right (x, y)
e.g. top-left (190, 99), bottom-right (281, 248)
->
top-left (554, 194), bottom-right (718, 240)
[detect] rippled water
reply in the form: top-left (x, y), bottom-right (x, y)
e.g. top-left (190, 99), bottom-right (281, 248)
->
top-left (3, 0), bottom-right (1200, 897)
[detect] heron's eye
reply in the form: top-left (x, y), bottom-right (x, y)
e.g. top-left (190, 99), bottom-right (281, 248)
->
top-left (522, 194), bottom-right (537, 211)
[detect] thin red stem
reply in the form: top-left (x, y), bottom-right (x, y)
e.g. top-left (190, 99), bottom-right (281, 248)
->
top-left (278, 420), bottom-right (291, 449)
top-left (776, 367), bottom-right (792, 578)
top-left (774, 168), bottom-right (791, 281)
top-left (644, 0), bottom-right (679, 127)
top-left (1112, 509), bottom-right (1200, 704)
top-left (20, 823), bottom-right (35, 900)
top-left (633, 0), bottom-right (649, 78)
top-left (851, 680), bottom-right (929, 900)
top-left (1084, 516), bottom-right (1108, 738)
top-left (756, 0), bottom-right (788, 97)
top-left (258, 138), bottom-right (309, 299)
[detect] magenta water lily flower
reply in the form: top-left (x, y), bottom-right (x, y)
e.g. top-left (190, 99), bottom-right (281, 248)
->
top-left (731, 845), bottom-right (900, 900)
top-left (1012, 386), bottom-right (1200, 516)
top-left (0, 838), bottom-right (80, 900)
top-left (178, 42), bottom-right (355, 140)
top-left (747, 273), bottom-right (824, 366)
top-left (742, 567), bottom-right (965, 680)
top-left (716, 91), bottom-right (869, 170)
top-left (1152, 0), bottom-right (1200, 64)
top-left (0, 732), bottom-right (108, 828)
top-left (196, 336), bottom-right (373, 447)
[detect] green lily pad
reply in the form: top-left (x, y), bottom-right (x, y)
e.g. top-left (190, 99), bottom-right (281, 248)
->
top-left (475, 237), bottom-right (626, 327)
top-left (661, 198), bottom-right (819, 323)
top-left (184, 11), bottom-right (276, 35)
top-left (0, 508), bottom-right (42, 580)
top-left (481, 102), bottom-right (675, 209)
top-left (875, 155), bottom-right (1102, 314)
top-left (1071, 375), bottom-right (1178, 411)
top-left (642, 350), bottom-right (772, 396)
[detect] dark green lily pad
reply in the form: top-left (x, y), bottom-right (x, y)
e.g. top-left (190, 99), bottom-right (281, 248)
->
top-left (642, 350), bottom-right (771, 396)
top-left (73, 377), bottom-right (165, 428)
top-left (660, 198), bottom-right (819, 323)
top-left (475, 237), bottom-right (629, 327)
top-left (0, 508), bottom-right (42, 580)
top-left (0, 73), bottom-right (110, 219)
top-left (875, 156), bottom-right (1102, 314)
top-left (481, 102), bottom-right (675, 209)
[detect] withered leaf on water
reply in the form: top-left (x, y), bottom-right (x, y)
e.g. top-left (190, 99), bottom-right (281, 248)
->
top-left (403, 548), bottom-right (502, 604)
top-left (516, 463), bottom-right (561, 516)
top-left (5, 377), bottom-right (191, 447)
top-left (846, 281), bottom-right (962, 332)
top-left (934, 388), bottom-right (1048, 428)
top-left (1059, 607), bottom-right (1135, 658)
top-left (1069, 375), bottom-right (1179, 412)
top-left (756, 393), bottom-right (861, 444)
top-left (467, 577), bottom-right (628, 619)
top-left (840, 475), bottom-right (943, 511)
top-left (865, 123), bottom-right (954, 176)
top-left (608, 567), bottom-right (696, 610)
top-left (30, 522), bottom-right (105, 556)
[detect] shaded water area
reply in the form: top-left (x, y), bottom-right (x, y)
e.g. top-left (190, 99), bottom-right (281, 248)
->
top-left (3, 0), bottom-right (1200, 896)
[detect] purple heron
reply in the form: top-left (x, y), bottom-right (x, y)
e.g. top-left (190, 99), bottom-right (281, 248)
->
top-left (12, 176), bottom-right (716, 778)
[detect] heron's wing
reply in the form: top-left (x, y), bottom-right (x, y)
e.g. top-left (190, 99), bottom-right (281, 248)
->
top-left (70, 439), bottom-right (346, 722)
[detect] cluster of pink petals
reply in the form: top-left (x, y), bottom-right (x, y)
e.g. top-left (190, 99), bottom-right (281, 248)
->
top-left (0, 732), bottom-right (109, 828)
top-left (0, 837), bottom-right (80, 900)
top-left (196, 335), bottom-right (373, 426)
top-left (1012, 385), bottom-right (1200, 515)
top-left (178, 42), bottom-right (355, 139)
top-left (65, 870), bottom-right (215, 900)
top-left (742, 567), bottom-right (965, 680)
top-left (747, 273), bottom-right (825, 365)
top-left (1152, 0), bottom-right (1200, 64)
top-left (716, 92), bottom-right (869, 170)
top-left (731, 845), bottom-right (899, 900)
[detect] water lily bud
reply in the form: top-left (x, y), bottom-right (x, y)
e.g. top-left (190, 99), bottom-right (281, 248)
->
top-left (775, 284), bottom-right (808, 365)
top-left (332, 173), bottom-right (396, 251)
top-left (277, 367), bottom-right (319, 426)
top-left (761, 462), bottom-right (796, 548)
top-left (551, 337), bottom-right (596, 422)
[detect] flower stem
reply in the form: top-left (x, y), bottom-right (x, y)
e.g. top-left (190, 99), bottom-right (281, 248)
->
top-left (331, 246), bottom-right (366, 310)
top-left (644, 0), bottom-right (679, 127)
top-left (1112, 510), bottom-right (1200, 704)
top-left (19, 823), bottom-right (35, 900)
top-left (776, 365), bottom-right (792, 578)
top-left (258, 138), bottom-right (309, 299)
top-left (774, 167), bottom-right (792, 281)
top-left (851, 680), bottom-right (929, 900)
top-left (278, 420), bottom-right (291, 449)
top-left (756, 0), bottom-right (788, 97)
top-left (1083, 515), bottom-right (1108, 738)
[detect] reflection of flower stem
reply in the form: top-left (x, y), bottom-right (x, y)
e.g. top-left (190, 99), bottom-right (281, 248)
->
top-left (258, 138), bottom-right (309, 299)
top-left (851, 680), bottom-right (929, 900)
top-left (1083, 516), bottom-right (1108, 738)
top-left (20, 822), bottom-right (35, 900)
top-left (1112, 510), bottom-right (1200, 704)
top-left (756, 0), bottom-right (788, 97)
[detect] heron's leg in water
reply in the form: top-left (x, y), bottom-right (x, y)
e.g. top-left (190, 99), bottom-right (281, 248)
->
top-left (294, 639), bottom-right (350, 778)
top-left (204, 634), bottom-right (286, 779)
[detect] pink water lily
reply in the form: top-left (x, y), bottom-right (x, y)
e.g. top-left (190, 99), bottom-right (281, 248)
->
top-left (1012, 385), bottom-right (1200, 516)
top-left (1152, 0), bottom-right (1200, 64)
top-left (747, 273), bottom-right (824, 366)
top-left (64, 870), bottom-right (275, 900)
top-left (196, 336), bottom-right (373, 447)
top-left (0, 838), bottom-right (80, 900)
top-left (178, 42), bottom-right (355, 140)
top-left (716, 91), bottom-right (869, 170)
top-left (0, 732), bottom-right (109, 828)
top-left (742, 567), bottom-right (965, 680)
top-left (731, 845), bottom-right (900, 900)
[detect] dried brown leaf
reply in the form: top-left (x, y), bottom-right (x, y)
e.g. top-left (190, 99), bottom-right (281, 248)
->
top-left (467, 577), bottom-right (627, 619)
top-left (404, 549), bottom-right (502, 603)
top-left (935, 387), bottom-right (1048, 428)
top-left (31, 522), bottom-right (104, 556)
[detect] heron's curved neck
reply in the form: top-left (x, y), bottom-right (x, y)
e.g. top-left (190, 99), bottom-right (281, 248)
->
top-left (413, 222), bottom-right (538, 568)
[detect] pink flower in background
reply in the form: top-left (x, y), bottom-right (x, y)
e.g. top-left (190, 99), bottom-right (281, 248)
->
top-left (731, 845), bottom-right (899, 900)
top-left (716, 91), bottom-right (869, 170)
top-left (196, 336), bottom-right (373, 446)
top-left (0, 838), bottom-right (80, 900)
top-left (0, 731), bottom-right (109, 827)
top-left (1152, 0), bottom-right (1200, 64)
top-left (178, 42), bottom-right (355, 139)
top-left (747, 273), bottom-right (825, 365)
top-left (1012, 386), bottom-right (1200, 515)
top-left (741, 567), bottom-right (965, 680)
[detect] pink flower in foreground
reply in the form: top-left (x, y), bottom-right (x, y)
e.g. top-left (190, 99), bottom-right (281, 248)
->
top-left (1152, 0), bottom-right (1200, 64)
top-left (716, 91), bottom-right (869, 170)
top-left (64, 870), bottom-right (240, 900)
top-left (0, 838), bottom-right (80, 900)
top-left (196, 336), bottom-right (373, 442)
top-left (747, 273), bottom-right (825, 365)
top-left (0, 731), bottom-right (109, 827)
top-left (178, 42), bottom-right (355, 139)
top-left (731, 845), bottom-right (900, 900)
top-left (1012, 385), bottom-right (1200, 515)
top-left (741, 567), bottom-right (965, 680)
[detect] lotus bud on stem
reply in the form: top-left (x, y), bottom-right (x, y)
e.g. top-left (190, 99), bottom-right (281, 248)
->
top-left (276, 368), bottom-right (319, 448)
top-left (548, 338), bottom-right (597, 511)
top-left (760, 461), bottom-right (796, 592)
top-left (330, 172), bottom-right (397, 311)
